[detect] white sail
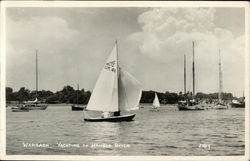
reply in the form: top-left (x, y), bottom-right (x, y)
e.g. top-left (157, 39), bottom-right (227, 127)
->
top-left (118, 69), bottom-right (142, 111)
top-left (86, 45), bottom-right (119, 112)
top-left (25, 98), bottom-right (38, 104)
top-left (153, 93), bottom-right (160, 107)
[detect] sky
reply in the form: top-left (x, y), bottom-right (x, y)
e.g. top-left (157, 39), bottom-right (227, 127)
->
top-left (5, 7), bottom-right (245, 97)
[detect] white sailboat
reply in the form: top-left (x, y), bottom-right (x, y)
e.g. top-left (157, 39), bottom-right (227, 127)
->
top-left (83, 41), bottom-right (142, 122)
top-left (24, 50), bottom-right (48, 110)
top-left (214, 49), bottom-right (228, 110)
top-left (13, 50), bottom-right (48, 111)
top-left (151, 93), bottom-right (160, 111)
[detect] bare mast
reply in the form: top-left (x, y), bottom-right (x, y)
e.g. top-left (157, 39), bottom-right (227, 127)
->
top-left (218, 49), bottom-right (223, 103)
top-left (184, 54), bottom-right (186, 94)
top-left (192, 41), bottom-right (195, 97)
top-left (36, 50), bottom-right (38, 99)
top-left (77, 84), bottom-right (79, 105)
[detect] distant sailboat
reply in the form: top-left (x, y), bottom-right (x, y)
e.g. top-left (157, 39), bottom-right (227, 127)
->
top-left (151, 93), bottom-right (160, 111)
top-left (11, 105), bottom-right (29, 112)
top-left (177, 42), bottom-right (204, 111)
top-left (231, 91), bottom-right (245, 108)
top-left (214, 49), bottom-right (228, 109)
top-left (71, 84), bottom-right (86, 111)
top-left (22, 50), bottom-right (48, 110)
top-left (83, 41), bottom-right (142, 122)
top-left (231, 99), bottom-right (245, 108)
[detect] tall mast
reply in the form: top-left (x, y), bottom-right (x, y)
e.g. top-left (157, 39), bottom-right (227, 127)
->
top-left (184, 54), bottom-right (186, 94)
top-left (77, 84), bottom-right (79, 104)
top-left (192, 41), bottom-right (195, 96)
top-left (36, 50), bottom-right (38, 99)
top-left (219, 49), bottom-right (223, 102)
top-left (115, 40), bottom-right (119, 111)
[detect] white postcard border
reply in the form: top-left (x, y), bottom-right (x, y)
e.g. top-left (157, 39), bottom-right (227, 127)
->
top-left (0, 1), bottom-right (249, 161)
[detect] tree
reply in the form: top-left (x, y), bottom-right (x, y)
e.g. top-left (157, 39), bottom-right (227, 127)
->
top-left (6, 87), bottom-right (15, 101)
top-left (46, 94), bottom-right (60, 104)
top-left (16, 87), bottom-right (30, 101)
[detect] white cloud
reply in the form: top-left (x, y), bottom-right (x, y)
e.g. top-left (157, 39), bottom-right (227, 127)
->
top-left (128, 8), bottom-right (245, 96)
top-left (7, 16), bottom-right (79, 52)
top-left (6, 15), bottom-right (80, 91)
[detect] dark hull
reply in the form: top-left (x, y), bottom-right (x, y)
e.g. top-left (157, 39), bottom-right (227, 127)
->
top-left (215, 108), bottom-right (228, 110)
top-left (177, 105), bottom-right (204, 111)
top-left (12, 109), bottom-right (29, 112)
top-left (231, 103), bottom-right (245, 108)
top-left (71, 105), bottom-right (85, 111)
top-left (84, 114), bottom-right (135, 122)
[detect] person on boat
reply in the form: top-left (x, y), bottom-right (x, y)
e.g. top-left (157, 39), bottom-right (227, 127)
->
top-left (113, 111), bottom-right (120, 116)
top-left (102, 112), bottom-right (111, 118)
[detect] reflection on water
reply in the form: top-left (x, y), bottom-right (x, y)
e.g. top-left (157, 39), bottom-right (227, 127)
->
top-left (6, 104), bottom-right (245, 155)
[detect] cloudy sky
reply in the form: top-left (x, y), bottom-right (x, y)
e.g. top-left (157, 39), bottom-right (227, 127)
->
top-left (6, 7), bottom-right (245, 97)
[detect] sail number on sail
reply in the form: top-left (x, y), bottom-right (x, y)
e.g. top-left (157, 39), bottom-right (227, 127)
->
top-left (104, 60), bottom-right (116, 73)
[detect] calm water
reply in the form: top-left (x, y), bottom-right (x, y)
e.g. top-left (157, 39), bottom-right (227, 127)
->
top-left (6, 104), bottom-right (245, 155)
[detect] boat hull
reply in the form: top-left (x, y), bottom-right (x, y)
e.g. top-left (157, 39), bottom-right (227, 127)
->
top-left (84, 114), bottom-right (136, 122)
top-left (12, 108), bottom-right (29, 112)
top-left (230, 103), bottom-right (245, 108)
top-left (215, 107), bottom-right (227, 110)
top-left (71, 105), bottom-right (85, 111)
top-left (12, 109), bottom-right (29, 112)
top-left (24, 104), bottom-right (48, 110)
top-left (214, 105), bottom-right (228, 110)
top-left (177, 105), bottom-right (204, 111)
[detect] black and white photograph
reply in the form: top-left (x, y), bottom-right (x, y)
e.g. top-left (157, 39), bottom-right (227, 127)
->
top-left (0, 1), bottom-right (249, 161)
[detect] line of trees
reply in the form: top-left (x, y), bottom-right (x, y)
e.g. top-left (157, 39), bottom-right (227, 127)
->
top-left (6, 86), bottom-right (91, 104)
top-left (6, 86), bottom-right (235, 105)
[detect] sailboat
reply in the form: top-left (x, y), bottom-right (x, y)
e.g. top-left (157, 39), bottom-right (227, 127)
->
top-left (150, 93), bottom-right (160, 111)
top-left (231, 91), bottom-right (245, 108)
top-left (177, 42), bottom-right (204, 111)
top-left (83, 41), bottom-right (142, 122)
top-left (214, 49), bottom-right (228, 110)
top-left (231, 99), bottom-right (245, 108)
top-left (11, 105), bottom-right (29, 112)
top-left (72, 84), bottom-right (86, 111)
top-left (22, 50), bottom-right (48, 110)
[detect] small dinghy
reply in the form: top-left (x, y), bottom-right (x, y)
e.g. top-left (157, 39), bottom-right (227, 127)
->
top-left (83, 41), bottom-right (142, 122)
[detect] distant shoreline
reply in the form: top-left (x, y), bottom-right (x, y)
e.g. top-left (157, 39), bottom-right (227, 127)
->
top-left (6, 103), bottom-right (178, 107)
top-left (6, 86), bottom-right (242, 106)
top-left (6, 103), bottom-right (87, 106)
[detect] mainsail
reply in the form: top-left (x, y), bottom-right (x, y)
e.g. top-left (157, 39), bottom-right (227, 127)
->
top-left (153, 93), bottom-right (160, 107)
top-left (118, 69), bottom-right (142, 111)
top-left (86, 43), bottom-right (142, 112)
top-left (86, 45), bottom-right (119, 112)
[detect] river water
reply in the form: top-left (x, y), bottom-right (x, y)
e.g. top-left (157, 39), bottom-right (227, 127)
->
top-left (6, 104), bottom-right (245, 156)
